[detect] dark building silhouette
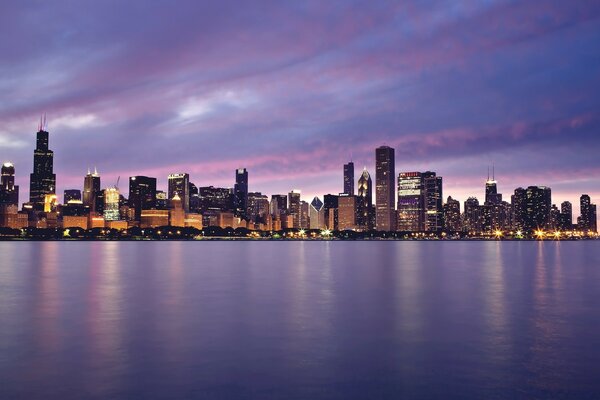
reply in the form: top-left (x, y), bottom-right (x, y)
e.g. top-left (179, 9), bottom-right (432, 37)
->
top-left (375, 146), bottom-right (395, 231)
top-left (288, 190), bottom-right (301, 228)
top-left (443, 196), bottom-right (461, 232)
top-left (168, 173), bottom-right (190, 212)
top-left (199, 186), bottom-right (233, 212)
top-left (423, 171), bottom-right (443, 232)
top-left (517, 186), bottom-right (552, 231)
top-left (83, 168), bottom-right (101, 213)
top-left (463, 197), bottom-right (481, 233)
top-left (578, 194), bottom-right (597, 233)
top-left (247, 192), bottom-right (269, 223)
top-left (129, 176), bottom-right (157, 221)
top-left (234, 168), bottom-right (248, 219)
top-left (0, 162), bottom-right (19, 206)
top-left (343, 162), bottom-right (354, 195)
top-left (29, 122), bottom-right (56, 209)
top-left (63, 189), bottom-right (81, 204)
top-left (357, 168), bottom-right (374, 230)
top-left (559, 201), bottom-right (572, 230)
top-left (270, 194), bottom-right (288, 219)
top-left (323, 194), bottom-right (338, 230)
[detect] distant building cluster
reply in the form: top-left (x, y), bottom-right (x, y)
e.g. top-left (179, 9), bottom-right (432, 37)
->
top-left (0, 125), bottom-right (597, 237)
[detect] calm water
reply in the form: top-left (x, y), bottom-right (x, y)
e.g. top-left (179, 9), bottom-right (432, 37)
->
top-left (0, 241), bottom-right (599, 399)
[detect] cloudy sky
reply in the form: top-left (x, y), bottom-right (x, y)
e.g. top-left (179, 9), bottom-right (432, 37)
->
top-left (1, 1), bottom-right (599, 216)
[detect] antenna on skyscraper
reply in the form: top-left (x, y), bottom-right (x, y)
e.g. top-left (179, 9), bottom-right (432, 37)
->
top-left (116, 176), bottom-right (120, 189)
top-left (493, 164), bottom-right (495, 181)
top-left (487, 166), bottom-right (490, 181)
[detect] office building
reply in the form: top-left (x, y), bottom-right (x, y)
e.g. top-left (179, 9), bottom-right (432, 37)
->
top-left (423, 172), bottom-right (443, 232)
top-left (169, 193), bottom-right (185, 227)
top-left (234, 168), bottom-right (248, 218)
top-left (343, 161), bottom-right (354, 195)
top-left (579, 194), bottom-right (597, 233)
top-left (357, 168), bottom-right (374, 230)
top-left (309, 196), bottom-right (325, 230)
top-left (29, 119), bottom-right (56, 208)
top-left (560, 201), bottom-right (573, 230)
top-left (83, 168), bottom-right (101, 213)
top-left (338, 194), bottom-right (357, 231)
top-left (397, 172), bottom-right (423, 232)
top-left (129, 176), bottom-right (157, 221)
top-left (323, 194), bottom-right (338, 231)
top-left (104, 187), bottom-right (120, 221)
top-left (463, 197), bottom-right (481, 233)
top-left (288, 190), bottom-right (301, 228)
top-left (0, 162), bottom-right (19, 206)
top-left (199, 186), bottom-right (233, 212)
top-left (443, 196), bottom-right (461, 232)
top-left (64, 189), bottom-right (81, 204)
top-left (375, 145), bottom-right (395, 231)
top-left (168, 173), bottom-right (190, 212)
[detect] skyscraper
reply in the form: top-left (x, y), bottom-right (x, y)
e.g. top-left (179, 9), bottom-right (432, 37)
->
top-left (104, 187), bottom-right (120, 221)
top-left (443, 196), bottom-right (461, 232)
top-left (29, 119), bottom-right (56, 209)
top-left (309, 196), bottom-right (325, 229)
top-left (63, 189), bottom-right (81, 204)
top-left (234, 168), bottom-right (248, 219)
top-left (560, 201), bottom-right (572, 230)
top-left (0, 162), bottom-right (19, 206)
top-left (338, 194), bottom-right (357, 231)
top-left (83, 168), bottom-right (101, 213)
top-left (288, 190), bottom-right (301, 228)
top-left (323, 194), bottom-right (339, 231)
top-left (397, 172), bottom-right (424, 232)
top-left (270, 194), bottom-right (288, 219)
top-left (423, 171), bottom-right (443, 232)
top-left (129, 176), bottom-right (157, 221)
top-left (343, 162), bottom-right (354, 195)
top-left (375, 146), bottom-right (395, 231)
top-left (463, 197), bottom-right (481, 233)
top-left (579, 194), bottom-right (597, 233)
top-left (357, 168), bottom-right (374, 230)
top-left (168, 173), bottom-right (190, 212)
top-left (523, 186), bottom-right (552, 231)
top-left (485, 168), bottom-right (502, 205)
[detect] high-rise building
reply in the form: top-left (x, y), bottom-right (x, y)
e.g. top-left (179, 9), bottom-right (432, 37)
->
top-left (443, 196), bottom-right (461, 232)
top-left (309, 196), bottom-right (325, 230)
top-left (288, 190), bottom-right (301, 228)
top-left (189, 182), bottom-right (200, 213)
top-left (375, 146), bottom-right (395, 231)
top-left (463, 197), bottom-right (481, 233)
top-left (270, 194), bottom-right (288, 219)
top-left (234, 168), bottom-right (248, 219)
top-left (423, 172), bottom-right (443, 232)
top-left (300, 200), bottom-right (309, 229)
top-left (485, 168), bottom-right (502, 205)
top-left (63, 189), bottom-right (81, 204)
top-left (397, 172), bottom-right (424, 232)
top-left (0, 162), bottom-right (19, 206)
top-left (29, 120), bottom-right (56, 209)
top-left (560, 201), bottom-right (572, 230)
top-left (357, 168), bottom-right (374, 230)
top-left (83, 168), bottom-right (101, 213)
top-left (104, 187), bottom-right (120, 221)
top-left (199, 186), bottom-right (233, 212)
top-left (343, 161), bottom-right (354, 195)
top-left (579, 195), bottom-right (597, 233)
top-left (323, 194), bottom-right (338, 231)
top-left (338, 194), bottom-right (357, 231)
top-left (522, 186), bottom-right (552, 231)
top-left (247, 192), bottom-right (269, 223)
top-left (511, 188), bottom-right (527, 231)
top-left (168, 173), bottom-right (190, 212)
top-left (129, 176), bottom-right (157, 221)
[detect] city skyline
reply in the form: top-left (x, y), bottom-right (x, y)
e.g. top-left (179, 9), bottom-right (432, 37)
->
top-left (0, 2), bottom-right (599, 215)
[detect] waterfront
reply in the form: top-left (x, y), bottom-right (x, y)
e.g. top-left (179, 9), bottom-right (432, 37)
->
top-left (0, 241), bottom-right (599, 399)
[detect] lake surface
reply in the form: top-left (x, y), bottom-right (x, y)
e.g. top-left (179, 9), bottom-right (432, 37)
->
top-left (0, 241), bottom-right (599, 399)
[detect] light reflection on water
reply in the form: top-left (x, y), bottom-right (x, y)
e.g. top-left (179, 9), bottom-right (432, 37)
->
top-left (0, 241), bottom-right (599, 400)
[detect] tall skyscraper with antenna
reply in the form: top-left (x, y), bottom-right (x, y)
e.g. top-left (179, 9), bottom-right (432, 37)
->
top-left (83, 167), bottom-right (101, 213)
top-left (29, 115), bottom-right (56, 209)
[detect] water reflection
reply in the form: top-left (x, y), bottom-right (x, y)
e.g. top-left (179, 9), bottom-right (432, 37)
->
top-left (0, 241), bottom-right (598, 399)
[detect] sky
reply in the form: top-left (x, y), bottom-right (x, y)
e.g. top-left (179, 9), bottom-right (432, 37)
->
top-left (1, 0), bottom-right (599, 218)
